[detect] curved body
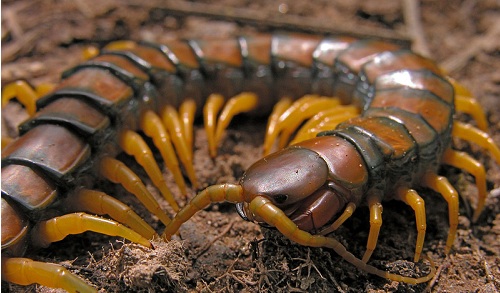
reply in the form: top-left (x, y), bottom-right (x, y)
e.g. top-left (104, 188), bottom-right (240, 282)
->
top-left (2, 32), bottom-right (498, 291)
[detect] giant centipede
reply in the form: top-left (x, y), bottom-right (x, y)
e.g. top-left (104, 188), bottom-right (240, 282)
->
top-left (2, 31), bottom-right (499, 292)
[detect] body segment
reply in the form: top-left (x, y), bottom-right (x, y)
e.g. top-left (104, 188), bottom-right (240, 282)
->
top-left (2, 32), bottom-right (499, 291)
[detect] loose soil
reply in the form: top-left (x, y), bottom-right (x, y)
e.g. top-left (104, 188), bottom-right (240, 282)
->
top-left (2, 0), bottom-right (499, 292)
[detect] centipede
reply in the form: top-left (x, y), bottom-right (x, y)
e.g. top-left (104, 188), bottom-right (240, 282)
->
top-left (2, 27), bottom-right (499, 292)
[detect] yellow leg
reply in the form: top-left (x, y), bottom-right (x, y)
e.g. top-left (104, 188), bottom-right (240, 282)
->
top-left (454, 96), bottom-right (489, 132)
top-left (213, 92), bottom-right (258, 153)
top-left (362, 195), bottom-right (383, 263)
top-left (163, 184), bottom-right (434, 284)
top-left (203, 94), bottom-right (225, 157)
top-left (264, 95), bottom-right (319, 153)
top-left (179, 99), bottom-right (197, 156)
top-left (34, 83), bottom-right (55, 96)
top-left (453, 121), bottom-right (500, 164)
top-left (2, 257), bottom-right (97, 293)
top-left (263, 97), bottom-right (292, 155)
top-left (249, 196), bottom-right (435, 284)
top-left (162, 184), bottom-right (244, 239)
top-left (104, 40), bottom-right (137, 50)
top-left (2, 80), bottom-right (40, 116)
top-left (84, 40), bottom-right (138, 61)
top-left (442, 148), bottom-right (487, 222)
top-left (99, 156), bottom-right (172, 225)
top-left (2, 136), bottom-right (14, 149)
top-left (396, 188), bottom-right (426, 262)
top-left (82, 46), bottom-right (100, 60)
top-left (65, 189), bottom-right (158, 239)
top-left (319, 202), bottom-right (356, 235)
top-left (448, 77), bottom-right (489, 131)
top-left (119, 130), bottom-right (179, 211)
top-left (140, 110), bottom-right (189, 193)
top-left (291, 107), bottom-right (359, 145)
top-left (276, 96), bottom-right (341, 149)
top-left (161, 105), bottom-right (197, 188)
top-left (422, 173), bottom-right (459, 254)
top-left (31, 212), bottom-right (152, 248)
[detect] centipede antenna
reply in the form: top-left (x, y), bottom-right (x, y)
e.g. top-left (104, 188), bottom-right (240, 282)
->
top-left (2, 19), bottom-right (498, 292)
top-left (249, 196), bottom-right (435, 284)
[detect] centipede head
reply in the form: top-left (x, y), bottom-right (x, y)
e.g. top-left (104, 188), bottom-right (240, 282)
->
top-left (236, 143), bottom-right (358, 233)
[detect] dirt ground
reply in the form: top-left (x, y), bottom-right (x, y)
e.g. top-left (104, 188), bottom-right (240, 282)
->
top-left (1, 0), bottom-right (500, 292)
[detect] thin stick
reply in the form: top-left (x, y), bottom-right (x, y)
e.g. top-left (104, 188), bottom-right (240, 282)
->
top-left (403, 0), bottom-right (431, 57)
top-left (193, 220), bottom-right (234, 259)
top-left (440, 18), bottom-right (500, 73)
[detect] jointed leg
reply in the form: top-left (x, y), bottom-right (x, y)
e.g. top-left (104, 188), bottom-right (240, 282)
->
top-left (1, 80), bottom-right (56, 148)
top-left (319, 202), bottom-right (356, 235)
top-left (203, 94), bottom-right (225, 157)
top-left (396, 188), bottom-right (427, 262)
top-left (442, 148), bottom-right (487, 221)
top-left (179, 99), bottom-right (197, 156)
top-left (162, 184), bottom-right (244, 239)
top-left (161, 105), bottom-right (197, 188)
top-left (65, 189), bottom-right (158, 239)
top-left (362, 194), bottom-right (383, 263)
top-left (141, 110), bottom-right (193, 192)
top-left (2, 80), bottom-right (43, 116)
top-left (452, 121), bottom-right (500, 165)
top-left (2, 136), bottom-right (14, 149)
top-left (249, 196), bottom-right (435, 284)
top-left (291, 106), bottom-right (359, 145)
top-left (2, 257), bottom-right (97, 293)
top-left (263, 97), bottom-right (292, 155)
top-left (30, 212), bottom-right (152, 248)
top-left (99, 156), bottom-right (173, 225)
top-left (276, 96), bottom-right (341, 149)
top-left (422, 173), bottom-right (459, 253)
top-left (119, 130), bottom-right (179, 211)
top-left (214, 93), bottom-right (258, 146)
top-left (449, 78), bottom-right (488, 131)
top-left (263, 96), bottom-right (342, 154)
top-left (203, 93), bottom-right (258, 157)
top-left (162, 184), bottom-right (434, 284)
top-left (265, 95), bottom-right (342, 150)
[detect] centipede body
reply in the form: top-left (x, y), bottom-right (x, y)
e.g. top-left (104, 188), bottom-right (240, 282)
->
top-left (0, 1), bottom-right (500, 290)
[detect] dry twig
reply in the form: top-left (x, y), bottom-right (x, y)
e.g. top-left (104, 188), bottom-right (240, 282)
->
top-left (403, 0), bottom-right (431, 57)
top-left (440, 18), bottom-right (500, 73)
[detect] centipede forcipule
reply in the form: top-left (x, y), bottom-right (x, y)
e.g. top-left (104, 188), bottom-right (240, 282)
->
top-left (2, 2), bottom-right (500, 292)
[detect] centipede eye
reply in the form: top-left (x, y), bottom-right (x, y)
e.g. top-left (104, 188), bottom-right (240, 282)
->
top-left (273, 194), bottom-right (288, 204)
